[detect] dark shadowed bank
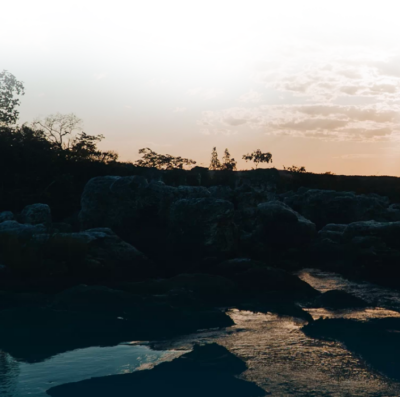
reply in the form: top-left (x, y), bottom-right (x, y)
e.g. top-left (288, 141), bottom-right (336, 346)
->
top-left (46, 343), bottom-right (266, 397)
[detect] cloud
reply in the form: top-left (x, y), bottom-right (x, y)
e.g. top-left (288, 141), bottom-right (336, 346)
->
top-left (93, 73), bottom-right (106, 80)
top-left (238, 90), bottom-right (263, 103)
top-left (188, 88), bottom-right (223, 100)
top-left (173, 107), bottom-right (186, 113)
top-left (255, 51), bottom-right (400, 102)
top-left (197, 104), bottom-right (400, 142)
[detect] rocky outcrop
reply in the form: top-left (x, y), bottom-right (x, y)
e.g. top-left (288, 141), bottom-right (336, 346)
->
top-left (0, 211), bottom-right (14, 223)
top-left (0, 220), bottom-right (47, 238)
top-left (283, 188), bottom-right (392, 228)
top-left (169, 198), bottom-right (237, 258)
top-left (79, 176), bottom-right (214, 258)
top-left (312, 220), bottom-right (400, 287)
top-left (240, 201), bottom-right (316, 256)
top-left (313, 290), bottom-right (369, 310)
top-left (0, 223), bottom-right (151, 279)
top-left (20, 203), bottom-right (51, 226)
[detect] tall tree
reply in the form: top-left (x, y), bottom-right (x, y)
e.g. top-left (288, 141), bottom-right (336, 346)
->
top-left (0, 70), bottom-right (25, 126)
top-left (31, 113), bottom-right (83, 148)
top-left (242, 149), bottom-right (272, 169)
top-left (209, 147), bottom-right (221, 170)
top-left (221, 148), bottom-right (237, 171)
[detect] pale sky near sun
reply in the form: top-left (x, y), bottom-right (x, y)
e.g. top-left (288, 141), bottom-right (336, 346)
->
top-left (2, 0), bottom-right (400, 175)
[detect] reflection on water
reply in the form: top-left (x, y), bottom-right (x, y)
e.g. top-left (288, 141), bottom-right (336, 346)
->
top-left (153, 270), bottom-right (400, 396)
top-left (0, 344), bottom-right (182, 397)
top-left (216, 310), bottom-right (400, 396)
top-left (298, 268), bottom-right (400, 312)
top-left (0, 352), bottom-right (19, 396)
top-left (2, 269), bottom-right (400, 396)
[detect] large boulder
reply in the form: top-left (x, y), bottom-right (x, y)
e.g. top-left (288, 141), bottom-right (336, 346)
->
top-left (0, 211), bottom-right (14, 223)
top-left (341, 220), bottom-right (400, 248)
top-left (43, 228), bottom-right (152, 279)
top-left (168, 198), bottom-right (237, 258)
top-left (0, 224), bottom-right (151, 279)
top-left (283, 188), bottom-right (392, 228)
top-left (0, 220), bottom-right (47, 238)
top-left (20, 203), bottom-right (51, 226)
top-left (313, 290), bottom-right (369, 310)
top-left (252, 201), bottom-right (316, 249)
top-left (311, 220), bottom-right (400, 287)
top-left (79, 176), bottom-right (211, 258)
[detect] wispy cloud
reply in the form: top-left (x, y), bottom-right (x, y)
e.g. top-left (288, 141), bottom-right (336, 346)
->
top-left (198, 104), bottom-right (400, 142)
top-left (238, 90), bottom-right (263, 103)
top-left (93, 73), bottom-right (107, 80)
top-left (173, 107), bottom-right (186, 113)
top-left (188, 88), bottom-right (223, 100)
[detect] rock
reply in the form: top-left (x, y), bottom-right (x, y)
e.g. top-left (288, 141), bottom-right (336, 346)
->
top-left (302, 317), bottom-right (400, 382)
top-left (0, 211), bottom-right (14, 223)
top-left (155, 273), bottom-right (237, 305)
top-left (20, 203), bottom-right (51, 225)
top-left (209, 185), bottom-right (234, 201)
top-left (342, 220), bottom-right (400, 248)
top-left (317, 224), bottom-right (347, 243)
top-left (177, 185), bottom-right (211, 198)
top-left (213, 258), bottom-right (263, 278)
top-left (79, 177), bottom-right (214, 259)
top-left (52, 222), bottom-right (73, 233)
top-left (52, 228), bottom-right (152, 279)
top-left (0, 291), bottom-right (49, 310)
top-left (233, 266), bottom-right (320, 300)
top-left (283, 189), bottom-right (391, 228)
top-left (169, 198), bottom-right (237, 258)
top-left (0, 225), bottom-right (151, 279)
top-left (0, 220), bottom-right (47, 238)
top-left (0, 302), bottom-right (233, 363)
top-left (78, 176), bottom-right (121, 231)
top-left (253, 201), bottom-right (316, 249)
top-left (313, 290), bottom-right (369, 310)
top-left (51, 285), bottom-right (143, 314)
top-left (47, 344), bottom-right (265, 397)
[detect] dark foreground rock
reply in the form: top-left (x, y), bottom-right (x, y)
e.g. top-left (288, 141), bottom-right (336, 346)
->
top-left (282, 188), bottom-right (393, 228)
top-left (311, 220), bottom-right (400, 287)
top-left (0, 225), bottom-right (152, 279)
top-left (0, 285), bottom-right (233, 363)
top-left (199, 258), bottom-right (320, 302)
top-left (169, 198), bottom-right (237, 258)
top-left (303, 317), bottom-right (400, 381)
top-left (46, 343), bottom-right (266, 397)
top-left (312, 290), bottom-right (369, 310)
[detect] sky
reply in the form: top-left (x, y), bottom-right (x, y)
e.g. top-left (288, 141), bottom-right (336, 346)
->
top-left (2, 0), bottom-right (400, 175)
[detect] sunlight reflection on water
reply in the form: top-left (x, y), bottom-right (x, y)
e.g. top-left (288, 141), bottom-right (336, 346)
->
top-left (152, 270), bottom-right (400, 396)
top-left (0, 344), bottom-right (182, 397)
top-left (2, 270), bottom-right (400, 396)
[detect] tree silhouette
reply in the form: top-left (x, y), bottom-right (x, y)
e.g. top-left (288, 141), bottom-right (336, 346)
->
top-left (0, 70), bottom-right (25, 126)
top-left (68, 132), bottom-right (118, 163)
top-left (135, 148), bottom-right (196, 170)
top-left (31, 113), bottom-right (83, 148)
top-left (221, 148), bottom-right (237, 171)
top-left (242, 149), bottom-right (272, 169)
top-left (209, 147), bottom-right (221, 170)
top-left (283, 165), bottom-right (306, 173)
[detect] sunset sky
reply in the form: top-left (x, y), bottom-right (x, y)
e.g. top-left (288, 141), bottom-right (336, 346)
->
top-left (2, 0), bottom-right (400, 175)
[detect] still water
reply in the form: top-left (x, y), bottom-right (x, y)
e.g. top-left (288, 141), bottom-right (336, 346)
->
top-left (2, 269), bottom-right (400, 396)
